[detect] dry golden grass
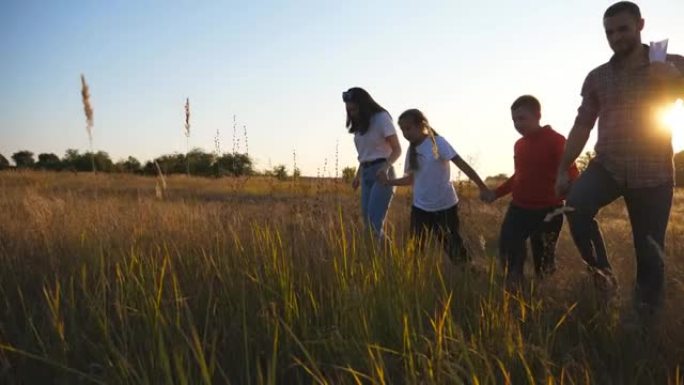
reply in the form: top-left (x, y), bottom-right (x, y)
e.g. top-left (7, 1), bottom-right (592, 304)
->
top-left (0, 171), bottom-right (683, 384)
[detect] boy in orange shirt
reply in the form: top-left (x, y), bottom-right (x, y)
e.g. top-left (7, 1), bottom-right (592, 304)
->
top-left (487, 95), bottom-right (579, 283)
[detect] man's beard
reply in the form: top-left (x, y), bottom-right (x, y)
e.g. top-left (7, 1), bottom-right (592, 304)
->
top-left (612, 38), bottom-right (639, 57)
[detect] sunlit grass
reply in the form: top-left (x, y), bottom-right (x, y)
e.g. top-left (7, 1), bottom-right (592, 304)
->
top-left (0, 171), bottom-right (683, 384)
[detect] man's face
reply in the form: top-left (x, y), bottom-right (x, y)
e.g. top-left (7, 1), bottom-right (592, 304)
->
top-left (603, 12), bottom-right (644, 56)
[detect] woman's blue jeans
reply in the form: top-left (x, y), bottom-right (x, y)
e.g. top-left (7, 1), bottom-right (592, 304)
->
top-left (360, 162), bottom-right (395, 239)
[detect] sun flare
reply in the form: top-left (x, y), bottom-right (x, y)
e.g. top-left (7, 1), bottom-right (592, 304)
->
top-left (663, 99), bottom-right (684, 152)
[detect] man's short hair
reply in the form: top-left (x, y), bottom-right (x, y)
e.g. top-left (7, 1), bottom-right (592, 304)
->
top-left (511, 95), bottom-right (541, 114)
top-left (604, 1), bottom-right (641, 19)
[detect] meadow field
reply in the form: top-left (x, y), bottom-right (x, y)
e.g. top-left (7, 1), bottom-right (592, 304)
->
top-left (0, 171), bottom-right (683, 384)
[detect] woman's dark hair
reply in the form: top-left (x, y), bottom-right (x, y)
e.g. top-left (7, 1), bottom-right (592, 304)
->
top-left (343, 87), bottom-right (388, 135)
top-left (399, 109), bottom-right (439, 172)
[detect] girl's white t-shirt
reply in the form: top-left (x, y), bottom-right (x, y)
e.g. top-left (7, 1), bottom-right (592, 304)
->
top-left (404, 136), bottom-right (459, 211)
top-left (354, 111), bottom-right (396, 162)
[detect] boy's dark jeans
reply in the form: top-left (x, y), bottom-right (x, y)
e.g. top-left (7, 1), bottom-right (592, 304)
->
top-left (499, 204), bottom-right (563, 279)
top-left (566, 161), bottom-right (672, 306)
top-left (410, 204), bottom-right (468, 263)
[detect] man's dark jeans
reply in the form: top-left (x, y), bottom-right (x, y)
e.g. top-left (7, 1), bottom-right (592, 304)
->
top-left (566, 161), bottom-right (673, 306)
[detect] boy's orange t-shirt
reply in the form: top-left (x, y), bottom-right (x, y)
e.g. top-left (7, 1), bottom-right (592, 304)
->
top-left (495, 125), bottom-right (579, 209)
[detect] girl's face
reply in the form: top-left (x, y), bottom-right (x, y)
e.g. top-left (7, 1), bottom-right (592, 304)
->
top-left (399, 118), bottom-right (425, 142)
top-left (345, 102), bottom-right (360, 120)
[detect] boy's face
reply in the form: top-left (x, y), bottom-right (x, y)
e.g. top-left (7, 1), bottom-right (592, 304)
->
top-left (398, 118), bottom-right (423, 142)
top-left (511, 107), bottom-right (541, 136)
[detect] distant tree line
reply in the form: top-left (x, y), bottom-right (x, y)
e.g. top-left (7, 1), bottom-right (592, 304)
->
top-left (4, 150), bottom-right (684, 185)
top-left (0, 149), bottom-right (254, 177)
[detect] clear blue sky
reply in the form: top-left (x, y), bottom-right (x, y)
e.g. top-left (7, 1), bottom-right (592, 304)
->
top-left (2, 0), bottom-right (683, 177)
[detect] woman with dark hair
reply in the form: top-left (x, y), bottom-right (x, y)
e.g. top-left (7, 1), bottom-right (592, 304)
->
top-left (343, 87), bottom-right (402, 240)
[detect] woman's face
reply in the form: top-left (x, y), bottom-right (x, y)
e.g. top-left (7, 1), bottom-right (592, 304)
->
top-left (345, 102), bottom-right (360, 120)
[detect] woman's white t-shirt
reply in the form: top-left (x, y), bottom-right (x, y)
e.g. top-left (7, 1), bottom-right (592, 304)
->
top-left (354, 111), bottom-right (396, 162)
top-left (404, 136), bottom-right (459, 211)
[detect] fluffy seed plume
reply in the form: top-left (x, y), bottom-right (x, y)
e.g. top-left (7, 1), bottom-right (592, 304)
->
top-left (184, 98), bottom-right (191, 137)
top-left (80, 74), bottom-right (96, 172)
top-left (214, 129), bottom-right (221, 156)
top-left (154, 160), bottom-right (167, 199)
top-left (183, 98), bottom-right (191, 175)
top-left (335, 139), bottom-right (339, 178)
top-left (80, 74), bottom-right (94, 148)
top-left (232, 115), bottom-right (237, 154)
top-left (243, 124), bottom-right (249, 155)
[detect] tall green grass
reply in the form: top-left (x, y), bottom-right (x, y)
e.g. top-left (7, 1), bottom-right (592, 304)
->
top-left (0, 171), bottom-right (682, 384)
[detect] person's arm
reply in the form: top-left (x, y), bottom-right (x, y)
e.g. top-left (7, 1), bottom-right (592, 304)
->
top-left (381, 172), bottom-right (414, 187)
top-left (494, 174), bottom-right (515, 199)
top-left (559, 125), bottom-right (591, 170)
top-left (556, 73), bottom-right (599, 196)
top-left (556, 125), bottom-right (591, 190)
top-left (555, 136), bottom-right (579, 182)
top-left (352, 163), bottom-right (362, 190)
top-left (377, 134), bottom-right (402, 176)
top-left (451, 155), bottom-right (488, 191)
top-left (555, 125), bottom-right (591, 197)
top-left (568, 160), bottom-right (580, 182)
top-left (492, 141), bottom-right (517, 201)
top-left (374, 111), bottom-right (402, 176)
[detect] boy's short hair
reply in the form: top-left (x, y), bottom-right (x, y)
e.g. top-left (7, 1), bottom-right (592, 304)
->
top-left (604, 1), bottom-right (641, 20)
top-left (511, 95), bottom-right (541, 115)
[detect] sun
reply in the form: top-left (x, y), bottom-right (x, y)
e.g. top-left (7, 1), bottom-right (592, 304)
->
top-left (662, 99), bottom-right (684, 152)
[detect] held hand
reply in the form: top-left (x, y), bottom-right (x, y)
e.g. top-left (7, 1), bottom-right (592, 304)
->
top-left (376, 171), bottom-right (390, 186)
top-left (555, 171), bottom-right (571, 198)
top-left (352, 175), bottom-right (360, 190)
top-left (375, 164), bottom-right (390, 183)
top-left (376, 164), bottom-right (389, 177)
top-left (479, 188), bottom-right (496, 204)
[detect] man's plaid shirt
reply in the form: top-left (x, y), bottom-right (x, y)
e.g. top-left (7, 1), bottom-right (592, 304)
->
top-left (574, 45), bottom-right (684, 188)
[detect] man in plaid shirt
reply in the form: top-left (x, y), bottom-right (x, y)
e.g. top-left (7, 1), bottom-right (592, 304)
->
top-left (555, 1), bottom-right (684, 311)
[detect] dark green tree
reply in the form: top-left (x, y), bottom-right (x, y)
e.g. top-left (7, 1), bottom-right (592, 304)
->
top-left (272, 165), bottom-right (287, 181)
top-left (11, 151), bottom-right (35, 168)
top-left (186, 148), bottom-right (215, 176)
top-left (342, 166), bottom-right (356, 183)
top-left (0, 154), bottom-right (9, 170)
top-left (216, 153), bottom-right (254, 177)
top-left (36, 153), bottom-right (62, 171)
top-left (114, 156), bottom-right (142, 173)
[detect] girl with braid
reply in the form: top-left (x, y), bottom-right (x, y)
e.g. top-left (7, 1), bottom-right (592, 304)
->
top-left (379, 109), bottom-right (492, 263)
